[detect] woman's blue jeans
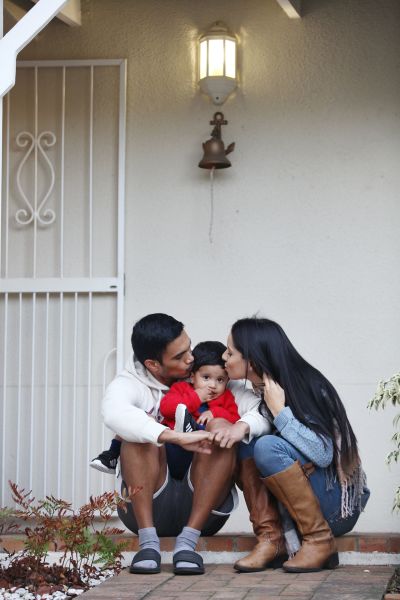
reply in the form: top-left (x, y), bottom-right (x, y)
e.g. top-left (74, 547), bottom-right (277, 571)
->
top-left (239, 435), bottom-right (370, 537)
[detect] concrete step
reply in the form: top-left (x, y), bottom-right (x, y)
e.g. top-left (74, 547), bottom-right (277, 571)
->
top-left (2, 532), bottom-right (400, 555)
top-left (119, 532), bottom-right (400, 555)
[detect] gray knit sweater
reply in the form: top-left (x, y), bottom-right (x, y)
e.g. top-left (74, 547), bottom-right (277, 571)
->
top-left (273, 406), bottom-right (333, 468)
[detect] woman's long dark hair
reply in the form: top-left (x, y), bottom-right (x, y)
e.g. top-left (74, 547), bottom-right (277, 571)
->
top-left (231, 317), bottom-right (359, 471)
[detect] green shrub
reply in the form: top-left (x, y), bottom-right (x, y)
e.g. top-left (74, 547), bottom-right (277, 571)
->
top-left (368, 372), bottom-right (400, 511)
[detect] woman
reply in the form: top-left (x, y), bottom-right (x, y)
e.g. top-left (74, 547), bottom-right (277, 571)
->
top-left (221, 317), bottom-right (370, 574)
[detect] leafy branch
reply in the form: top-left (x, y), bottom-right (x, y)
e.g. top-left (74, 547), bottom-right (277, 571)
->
top-left (368, 372), bottom-right (400, 511)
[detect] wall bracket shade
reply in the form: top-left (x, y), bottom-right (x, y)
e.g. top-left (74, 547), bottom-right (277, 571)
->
top-left (199, 21), bottom-right (237, 105)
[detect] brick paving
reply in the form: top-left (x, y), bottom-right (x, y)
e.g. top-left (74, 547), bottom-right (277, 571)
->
top-left (2, 533), bottom-right (399, 598)
top-left (82, 565), bottom-right (395, 600)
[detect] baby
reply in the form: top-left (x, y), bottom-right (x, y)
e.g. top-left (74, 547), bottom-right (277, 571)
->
top-left (160, 340), bottom-right (239, 432)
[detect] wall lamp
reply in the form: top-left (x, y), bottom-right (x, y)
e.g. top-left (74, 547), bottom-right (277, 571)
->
top-left (197, 22), bottom-right (237, 243)
top-left (199, 21), bottom-right (238, 105)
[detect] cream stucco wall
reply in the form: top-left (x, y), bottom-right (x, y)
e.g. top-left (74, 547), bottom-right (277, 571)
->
top-left (18, 0), bottom-right (400, 533)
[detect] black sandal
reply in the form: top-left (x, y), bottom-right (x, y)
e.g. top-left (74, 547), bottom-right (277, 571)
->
top-left (129, 548), bottom-right (161, 574)
top-left (173, 549), bottom-right (204, 575)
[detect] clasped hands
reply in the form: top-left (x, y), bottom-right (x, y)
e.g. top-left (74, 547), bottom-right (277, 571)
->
top-left (159, 420), bottom-right (249, 454)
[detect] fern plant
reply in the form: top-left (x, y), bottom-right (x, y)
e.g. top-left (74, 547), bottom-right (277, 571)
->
top-left (368, 372), bottom-right (400, 511)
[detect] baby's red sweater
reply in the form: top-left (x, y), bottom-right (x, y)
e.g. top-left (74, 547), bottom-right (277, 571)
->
top-left (159, 381), bottom-right (240, 429)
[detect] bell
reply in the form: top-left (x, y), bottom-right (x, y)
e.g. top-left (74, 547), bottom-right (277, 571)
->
top-left (198, 111), bottom-right (235, 169)
top-left (198, 138), bottom-right (234, 169)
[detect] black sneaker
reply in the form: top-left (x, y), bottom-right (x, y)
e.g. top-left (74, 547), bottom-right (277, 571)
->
top-left (90, 450), bottom-right (118, 474)
top-left (174, 404), bottom-right (200, 433)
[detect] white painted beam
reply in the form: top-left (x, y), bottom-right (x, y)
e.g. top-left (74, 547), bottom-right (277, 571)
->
top-left (1, 0), bottom-right (3, 279)
top-left (0, 278), bottom-right (121, 293)
top-left (275, 0), bottom-right (302, 19)
top-left (32, 0), bottom-right (81, 27)
top-left (0, 0), bottom-right (69, 97)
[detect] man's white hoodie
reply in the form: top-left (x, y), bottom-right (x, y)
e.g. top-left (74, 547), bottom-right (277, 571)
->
top-left (102, 354), bottom-right (270, 445)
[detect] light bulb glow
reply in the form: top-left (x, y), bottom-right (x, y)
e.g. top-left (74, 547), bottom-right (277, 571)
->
top-left (208, 39), bottom-right (224, 76)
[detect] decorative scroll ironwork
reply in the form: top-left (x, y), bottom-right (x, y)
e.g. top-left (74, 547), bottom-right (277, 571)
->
top-left (15, 131), bottom-right (56, 226)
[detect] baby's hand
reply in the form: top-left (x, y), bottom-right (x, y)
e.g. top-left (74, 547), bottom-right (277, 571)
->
top-left (195, 387), bottom-right (213, 403)
top-left (197, 410), bottom-right (213, 425)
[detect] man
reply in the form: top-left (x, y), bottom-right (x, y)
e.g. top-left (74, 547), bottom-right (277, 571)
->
top-left (103, 313), bottom-right (268, 575)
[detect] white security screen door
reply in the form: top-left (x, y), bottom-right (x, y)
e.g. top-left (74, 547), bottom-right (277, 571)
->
top-left (0, 59), bottom-right (126, 508)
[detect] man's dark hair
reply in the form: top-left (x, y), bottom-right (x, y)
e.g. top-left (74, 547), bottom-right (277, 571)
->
top-left (192, 341), bottom-right (227, 373)
top-left (131, 313), bottom-right (184, 365)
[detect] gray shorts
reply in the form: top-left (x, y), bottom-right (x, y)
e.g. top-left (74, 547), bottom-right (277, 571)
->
top-left (117, 465), bottom-right (238, 537)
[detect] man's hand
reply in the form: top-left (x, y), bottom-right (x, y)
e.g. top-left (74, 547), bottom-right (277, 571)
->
top-left (197, 410), bottom-right (213, 426)
top-left (212, 421), bottom-right (250, 449)
top-left (158, 428), bottom-right (213, 454)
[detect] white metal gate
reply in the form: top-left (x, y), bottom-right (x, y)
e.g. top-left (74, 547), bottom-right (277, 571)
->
top-left (0, 59), bottom-right (126, 508)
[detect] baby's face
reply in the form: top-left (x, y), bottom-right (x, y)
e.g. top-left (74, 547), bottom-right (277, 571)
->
top-left (191, 364), bottom-right (229, 400)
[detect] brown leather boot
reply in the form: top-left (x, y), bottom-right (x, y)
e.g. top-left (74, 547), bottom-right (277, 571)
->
top-left (234, 458), bottom-right (286, 572)
top-left (263, 460), bottom-right (338, 573)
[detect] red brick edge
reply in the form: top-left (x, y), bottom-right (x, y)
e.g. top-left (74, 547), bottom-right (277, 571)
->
top-left (2, 533), bottom-right (400, 554)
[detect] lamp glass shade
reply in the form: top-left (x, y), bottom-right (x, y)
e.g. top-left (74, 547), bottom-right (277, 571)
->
top-left (200, 40), bottom-right (208, 79)
top-left (225, 40), bottom-right (236, 78)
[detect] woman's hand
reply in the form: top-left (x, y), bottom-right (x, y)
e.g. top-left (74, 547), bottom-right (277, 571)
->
top-left (197, 410), bottom-right (213, 425)
top-left (263, 374), bottom-right (285, 417)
